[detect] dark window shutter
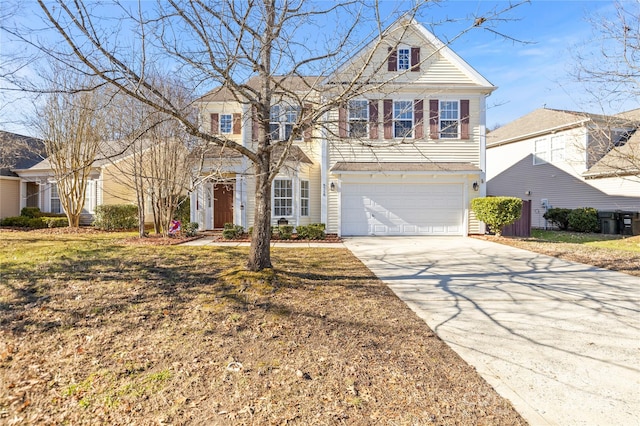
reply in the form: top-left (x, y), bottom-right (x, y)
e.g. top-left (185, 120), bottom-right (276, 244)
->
top-left (232, 113), bottom-right (241, 135)
top-left (303, 103), bottom-right (312, 142)
top-left (429, 100), bottom-right (439, 140)
top-left (411, 47), bottom-right (420, 72)
top-left (461, 99), bottom-right (470, 139)
top-left (251, 107), bottom-right (259, 142)
top-left (388, 47), bottom-right (397, 72)
top-left (383, 99), bottom-right (393, 139)
top-left (338, 105), bottom-right (347, 138)
top-left (414, 99), bottom-right (424, 139)
top-left (210, 113), bottom-right (219, 135)
top-left (369, 100), bottom-right (378, 139)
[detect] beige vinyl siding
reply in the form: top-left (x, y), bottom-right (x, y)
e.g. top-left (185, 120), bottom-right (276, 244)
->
top-left (200, 102), bottom-right (244, 144)
top-left (100, 161), bottom-right (138, 205)
top-left (0, 177), bottom-right (21, 219)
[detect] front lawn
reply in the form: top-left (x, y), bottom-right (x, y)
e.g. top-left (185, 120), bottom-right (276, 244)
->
top-left (0, 230), bottom-right (524, 425)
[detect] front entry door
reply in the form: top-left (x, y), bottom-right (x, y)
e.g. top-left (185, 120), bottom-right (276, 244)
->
top-left (213, 184), bottom-right (234, 228)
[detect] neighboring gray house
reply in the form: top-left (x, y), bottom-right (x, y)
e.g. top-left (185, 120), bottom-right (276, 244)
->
top-left (486, 108), bottom-right (640, 229)
top-left (0, 131), bottom-right (45, 219)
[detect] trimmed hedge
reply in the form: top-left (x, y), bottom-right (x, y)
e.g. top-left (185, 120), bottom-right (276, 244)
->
top-left (21, 207), bottom-right (42, 218)
top-left (471, 197), bottom-right (522, 236)
top-left (296, 223), bottom-right (326, 240)
top-left (93, 204), bottom-right (138, 230)
top-left (568, 207), bottom-right (599, 233)
top-left (277, 225), bottom-right (294, 240)
top-left (543, 208), bottom-right (572, 231)
top-left (222, 223), bottom-right (245, 239)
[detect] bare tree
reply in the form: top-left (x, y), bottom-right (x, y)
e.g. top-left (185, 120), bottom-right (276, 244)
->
top-left (35, 72), bottom-right (106, 227)
top-left (4, 0), bottom-right (524, 270)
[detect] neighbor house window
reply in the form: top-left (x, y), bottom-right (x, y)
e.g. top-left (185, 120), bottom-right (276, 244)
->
top-left (50, 183), bottom-right (61, 214)
top-left (269, 105), bottom-right (301, 141)
top-left (397, 48), bottom-right (410, 70)
top-left (348, 100), bottom-right (368, 138)
top-left (534, 136), bottom-right (564, 165)
top-left (439, 101), bottom-right (459, 139)
top-left (300, 180), bottom-right (309, 217)
top-left (273, 179), bottom-right (293, 216)
top-left (393, 100), bottom-right (413, 138)
top-left (220, 114), bottom-right (232, 134)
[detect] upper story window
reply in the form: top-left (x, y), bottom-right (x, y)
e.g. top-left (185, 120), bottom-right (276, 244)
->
top-left (393, 100), bottom-right (413, 138)
top-left (398, 48), bottom-right (410, 70)
top-left (270, 105), bottom-right (301, 141)
top-left (348, 100), bottom-right (368, 138)
top-left (220, 114), bottom-right (232, 134)
top-left (439, 101), bottom-right (459, 139)
top-left (534, 136), bottom-right (565, 165)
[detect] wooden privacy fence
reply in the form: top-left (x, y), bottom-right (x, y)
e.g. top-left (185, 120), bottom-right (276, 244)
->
top-left (501, 200), bottom-right (531, 237)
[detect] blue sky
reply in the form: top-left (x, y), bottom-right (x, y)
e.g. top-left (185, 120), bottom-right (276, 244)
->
top-left (1, 0), bottom-right (635, 135)
top-left (423, 0), bottom-right (636, 129)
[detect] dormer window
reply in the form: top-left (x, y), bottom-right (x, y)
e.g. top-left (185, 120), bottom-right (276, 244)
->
top-left (387, 47), bottom-right (421, 72)
top-left (398, 48), bottom-right (410, 70)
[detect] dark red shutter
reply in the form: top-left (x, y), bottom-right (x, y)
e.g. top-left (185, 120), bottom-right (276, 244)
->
top-left (388, 47), bottom-right (397, 72)
top-left (303, 103), bottom-right (312, 141)
top-left (369, 100), bottom-right (378, 139)
top-left (460, 99), bottom-right (470, 139)
top-left (429, 100), bottom-right (439, 140)
top-left (232, 113), bottom-right (241, 135)
top-left (251, 107), bottom-right (259, 142)
top-left (411, 47), bottom-right (420, 72)
top-left (414, 99), bottom-right (424, 139)
top-left (383, 99), bottom-right (393, 139)
top-left (210, 113), bottom-right (219, 134)
top-left (338, 104), bottom-right (347, 138)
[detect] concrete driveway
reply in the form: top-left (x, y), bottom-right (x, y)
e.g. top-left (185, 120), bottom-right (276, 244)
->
top-left (344, 236), bottom-right (640, 426)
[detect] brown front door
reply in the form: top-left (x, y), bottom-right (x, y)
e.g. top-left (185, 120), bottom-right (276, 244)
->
top-left (213, 184), bottom-right (234, 228)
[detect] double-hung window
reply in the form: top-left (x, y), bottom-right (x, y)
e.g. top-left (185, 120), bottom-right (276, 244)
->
top-left (273, 179), bottom-right (293, 217)
top-left (269, 105), bottom-right (301, 141)
top-left (219, 114), bottom-right (232, 134)
top-left (393, 100), bottom-right (413, 138)
top-left (550, 136), bottom-right (564, 162)
top-left (397, 48), bottom-right (410, 70)
top-left (348, 100), bottom-right (368, 138)
top-left (50, 183), bottom-right (61, 214)
top-left (439, 101), bottom-right (459, 139)
top-left (534, 136), bottom-right (564, 165)
top-left (300, 180), bottom-right (309, 217)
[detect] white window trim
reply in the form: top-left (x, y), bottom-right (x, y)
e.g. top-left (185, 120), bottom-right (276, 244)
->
top-left (220, 113), bottom-right (233, 134)
top-left (439, 100), bottom-right (460, 139)
top-left (393, 100), bottom-right (414, 139)
top-left (397, 47), bottom-right (410, 71)
top-left (50, 182), bottom-right (61, 214)
top-left (300, 180), bottom-right (310, 217)
top-left (273, 178), bottom-right (294, 217)
top-left (348, 99), bottom-right (369, 138)
top-left (270, 105), bottom-right (302, 141)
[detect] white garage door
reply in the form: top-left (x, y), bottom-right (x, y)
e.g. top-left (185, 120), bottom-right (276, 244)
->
top-left (341, 183), bottom-right (464, 236)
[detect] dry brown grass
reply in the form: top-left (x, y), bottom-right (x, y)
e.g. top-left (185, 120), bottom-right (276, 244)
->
top-left (0, 230), bottom-right (525, 425)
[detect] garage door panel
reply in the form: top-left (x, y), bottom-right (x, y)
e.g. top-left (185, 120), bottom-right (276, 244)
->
top-left (341, 183), bottom-right (463, 236)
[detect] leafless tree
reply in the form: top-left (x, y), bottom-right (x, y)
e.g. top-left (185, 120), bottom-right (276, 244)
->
top-left (4, 0), bottom-right (525, 270)
top-left (35, 71), bottom-right (106, 228)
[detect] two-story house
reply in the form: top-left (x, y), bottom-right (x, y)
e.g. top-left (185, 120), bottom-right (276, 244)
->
top-left (486, 108), bottom-right (640, 229)
top-left (191, 17), bottom-right (496, 236)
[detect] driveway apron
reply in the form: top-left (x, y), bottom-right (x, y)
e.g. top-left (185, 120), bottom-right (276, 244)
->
top-left (344, 236), bottom-right (640, 426)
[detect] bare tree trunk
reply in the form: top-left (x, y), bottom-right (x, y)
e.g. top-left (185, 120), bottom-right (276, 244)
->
top-left (248, 159), bottom-right (272, 271)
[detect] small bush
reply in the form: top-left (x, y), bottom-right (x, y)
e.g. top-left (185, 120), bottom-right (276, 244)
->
top-left (222, 223), bottom-right (245, 239)
top-left (0, 215), bottom-right (46, 228)
top-left (296, 223), bottom-right (326, 240)
top-left (21, 207), bottom-right (42, 218)
top-left (93, 204), bottom-right (138, 231)
top-left (568, 207), bottom-right (599, 233)
top-left (183, 222), bottom-right (199, 237)
top-left (543, 208), bottom-right (572, 230)
top-left (42, 217), bottom-right (69, 228)
top-left (471, 197), bottom-right (522, 236)
top-left (278, 225), bottom-right (294, 240)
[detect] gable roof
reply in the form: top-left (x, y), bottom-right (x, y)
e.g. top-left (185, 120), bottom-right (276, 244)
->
top-left (198, 75), bottom-right (323, 103)
top-left (0, 131), bottom-right (46, 177)
top-left (487, 108), bottom-right (636, 147)
top-left (323, 15), bottom-right (495, 90)
top-left (584, 131), bottom-right (640, 179)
